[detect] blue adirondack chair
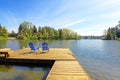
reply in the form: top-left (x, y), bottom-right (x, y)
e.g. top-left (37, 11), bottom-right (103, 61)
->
top-left (29, 42), bottom-right (39, 53)
top-left (42, 42), bottom-right (49, 52)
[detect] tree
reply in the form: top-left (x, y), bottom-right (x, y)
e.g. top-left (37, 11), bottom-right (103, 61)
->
top-left (37, 32), bottom-right (42, 39)
top-left (42, 27), bottom-right (48, 39)
top-left (104, 21), bottom-right (120, 40)
top-left (0, 24), bottom-right (2, 36)
top-left (18, 21), bottom-right (34, 39)
top-left (1, 27), bottom-right (8, 38)
top-left (59, 29), bottom-right (64, 39)
top-left (116, 31), bottom-right (120, 38)
top-left (0, 24), bottom-right (8, 38)
top-left (106, 29), bottom-right (112, 40)
top-left (49, 29), bottom-right (55, 39)
top-left (33, 25), bottom-right (37, 34)
top-left (55, 30), bottom-right (59, 39)
top-left (61, 28), bottom-right (80, 39)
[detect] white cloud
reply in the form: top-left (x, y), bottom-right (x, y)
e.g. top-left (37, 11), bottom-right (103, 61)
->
top-left (61, 19), bottom-right (85, 28)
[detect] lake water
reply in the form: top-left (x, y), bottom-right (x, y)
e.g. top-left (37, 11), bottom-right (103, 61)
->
top-left (0, 64), bottom-right (50, 80)
top-left (0, 39), bottom-right (120, 80)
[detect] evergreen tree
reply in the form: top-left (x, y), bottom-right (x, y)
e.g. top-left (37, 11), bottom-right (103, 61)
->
top-left (104, 21), bottom-right (120, 40)
top-left (55, 30), bottom-right (59, 39)
top-left (49, 29), bottom-right (55, 39)
top-left (42, 27), bottom-right (48, 39)
top-left (33, 25), bottom-right (37, 34)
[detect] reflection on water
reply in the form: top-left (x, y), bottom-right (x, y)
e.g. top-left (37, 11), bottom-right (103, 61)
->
top-left (0, 39), bottom-right (7, 48)
top-left (0, 65), bottom-right (13, 72)
top-left (0, 39), bottom-right (120, 80)
top-left (0, 64), bottom-right (50, 80)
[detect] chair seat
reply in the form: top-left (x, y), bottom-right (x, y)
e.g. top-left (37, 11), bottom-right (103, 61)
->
top-left (29, 42), bottom-right (39, 53)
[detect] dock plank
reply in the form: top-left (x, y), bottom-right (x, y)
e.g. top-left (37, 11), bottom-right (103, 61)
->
top-left (46, 61), bottom-right (91, 80)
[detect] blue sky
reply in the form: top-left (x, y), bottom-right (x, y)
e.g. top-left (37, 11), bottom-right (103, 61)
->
top-left (0, 0), bottom-right (120, 36)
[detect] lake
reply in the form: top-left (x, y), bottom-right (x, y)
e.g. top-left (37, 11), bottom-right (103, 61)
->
top-left (0, 39), bottom-right (120, 80)
top-left (0, 64), bottom-right (50, 80)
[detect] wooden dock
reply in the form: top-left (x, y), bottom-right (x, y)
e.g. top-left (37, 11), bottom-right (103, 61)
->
top-left (0, 48), bottom-right (91, 80)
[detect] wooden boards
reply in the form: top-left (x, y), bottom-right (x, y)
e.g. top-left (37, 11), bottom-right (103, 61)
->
top-left (0, 48), bottom-right (91, 80)
top-left (46, 61), bottom-right (91, 80)
top-left (8, 48), bottom-right (76, 61)
top-left (0, 48), bottom-right (12, 58)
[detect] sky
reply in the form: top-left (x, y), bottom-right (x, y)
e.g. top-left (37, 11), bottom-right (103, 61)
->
top-left (0, 0), bottom-right (120, 36)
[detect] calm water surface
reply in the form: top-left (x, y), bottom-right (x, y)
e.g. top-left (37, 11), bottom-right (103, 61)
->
top-left (0, 39), bottom-right (120, 80)
top-left (0, 64), bottom-right (50, 80)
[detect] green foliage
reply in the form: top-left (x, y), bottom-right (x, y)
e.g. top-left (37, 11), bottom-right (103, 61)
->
top-left (17, 21), bottom-right (37, 39)
top-left (0, 21), bottom-right (81, 40)
top-left (37, 32), bottom-right (42, 39)
top-left (103, 21), bottom-right (120, 40)
top-left (49, 29), bottom-right (55, 39)
top-left (0, 24), bottom-right (8, 38)
top-left (62, 28), bottom-right (80, 39)
top-left (42, 27), bottom-right (48, 39)
top-left (54, 30), bottom-right (59, 39)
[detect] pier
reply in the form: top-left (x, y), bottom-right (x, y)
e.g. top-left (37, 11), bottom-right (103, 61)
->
top-left (0, 48), bottom-right (91, 80)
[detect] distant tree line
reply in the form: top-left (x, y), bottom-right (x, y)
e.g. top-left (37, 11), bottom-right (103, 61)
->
top-left (0, 21), bottom-right (81, 40)
top-left (103, 21), bottom-right (120, 40)
top-left (82, 36), bottom-right (101, 39)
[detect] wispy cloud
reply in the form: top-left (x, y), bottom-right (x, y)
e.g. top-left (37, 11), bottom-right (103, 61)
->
top-left (61, 19), bottom-right (85, 28)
